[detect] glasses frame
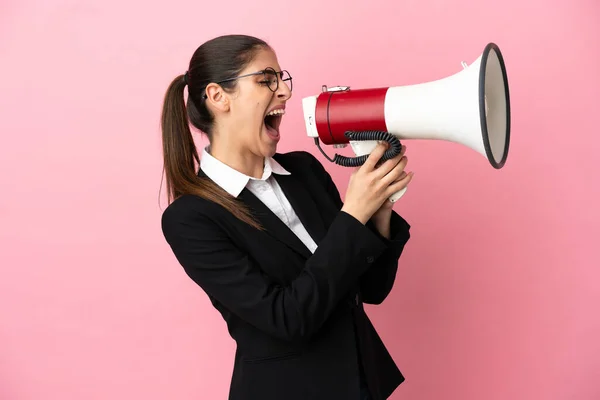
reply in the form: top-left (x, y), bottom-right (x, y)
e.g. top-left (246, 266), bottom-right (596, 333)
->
top-left (202, 67), bottom-right (292, 99)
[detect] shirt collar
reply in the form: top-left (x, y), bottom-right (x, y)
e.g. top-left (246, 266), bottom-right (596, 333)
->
top-left (200, 146), bottom-right (291, 198)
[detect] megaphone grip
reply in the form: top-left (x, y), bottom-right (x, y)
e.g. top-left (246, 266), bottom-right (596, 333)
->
top-left (314, 130), bottom-right (402, 167)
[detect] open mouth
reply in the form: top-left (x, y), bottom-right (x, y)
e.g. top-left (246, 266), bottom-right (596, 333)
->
top-left (264, 109), bottom-right (285, 139)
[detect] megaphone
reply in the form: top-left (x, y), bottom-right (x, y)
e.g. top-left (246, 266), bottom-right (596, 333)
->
top-left (301, 42), bottom-right (511, 202)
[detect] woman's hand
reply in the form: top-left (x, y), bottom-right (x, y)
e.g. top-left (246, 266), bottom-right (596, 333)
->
top-left (370, 144), bottom-right (413, 237)
top-left (341, 142), bottom-right (413, 225)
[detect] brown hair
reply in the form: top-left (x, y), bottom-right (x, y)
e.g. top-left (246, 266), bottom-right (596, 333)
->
top-left (160, 35), bottom-right (270, 230)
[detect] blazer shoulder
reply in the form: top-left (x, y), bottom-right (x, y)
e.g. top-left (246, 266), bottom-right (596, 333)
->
top-left (273, 150), bottom-right (328, 176)
top-left (273, 150), bottom-right (314, 164)
top-left (161, 194), bottom-right (224, 235)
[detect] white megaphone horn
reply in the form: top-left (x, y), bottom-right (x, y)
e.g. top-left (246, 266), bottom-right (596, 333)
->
top-left (301, 42), bottom-right (511, 202)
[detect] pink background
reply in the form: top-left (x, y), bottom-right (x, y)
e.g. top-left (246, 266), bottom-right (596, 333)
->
top-left (1, 0), bottom-right (599, 399)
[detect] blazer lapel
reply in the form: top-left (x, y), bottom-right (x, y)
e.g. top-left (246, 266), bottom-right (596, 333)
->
top-left (196, 164), bottom-right (328, 260)
top-left (273, 173), bottom-right (327, 245)
top-left (238, 188), bottom-right (313, 259)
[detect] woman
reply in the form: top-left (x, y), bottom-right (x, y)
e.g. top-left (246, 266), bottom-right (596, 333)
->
top-left (160, 34), bottom-right (414, 400)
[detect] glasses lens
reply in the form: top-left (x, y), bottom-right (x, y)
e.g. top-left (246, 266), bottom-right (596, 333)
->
top-left (262, 68), bottom-right (278, 92)
top-left (280, 70), bottom-right (292, 91)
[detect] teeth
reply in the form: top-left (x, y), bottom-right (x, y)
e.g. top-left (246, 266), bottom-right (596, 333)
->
top-left (266, 109), bottom-right (285, 116)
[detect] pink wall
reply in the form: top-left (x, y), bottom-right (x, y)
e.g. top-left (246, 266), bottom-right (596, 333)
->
top-left (1, 0), bottom-right (599, 399)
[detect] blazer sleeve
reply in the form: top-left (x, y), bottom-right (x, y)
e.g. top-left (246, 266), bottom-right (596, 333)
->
top-left (161, 195), bottom-right (390, 344)
top-left (361, 214), bottom-right (411, 304)
top-left (305, 151), bottom-right (411, 305)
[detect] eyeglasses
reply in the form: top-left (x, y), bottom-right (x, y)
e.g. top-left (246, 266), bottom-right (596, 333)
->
top-left (202, 67), bottom-right (292, 99)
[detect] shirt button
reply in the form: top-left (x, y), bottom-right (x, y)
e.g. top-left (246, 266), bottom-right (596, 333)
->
top-left (366, 256), bottom-right (374, 263)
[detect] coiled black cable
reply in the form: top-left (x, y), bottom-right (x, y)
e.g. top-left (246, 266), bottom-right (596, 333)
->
top-left (314, 130), bottom-right (402, 167)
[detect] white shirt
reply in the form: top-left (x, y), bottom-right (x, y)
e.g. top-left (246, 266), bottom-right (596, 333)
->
top-left (200, 147), bottom-right (319, 254)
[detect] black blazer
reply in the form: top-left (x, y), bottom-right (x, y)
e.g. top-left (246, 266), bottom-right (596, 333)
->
top-left (161, 150), bottom-right (411, 400)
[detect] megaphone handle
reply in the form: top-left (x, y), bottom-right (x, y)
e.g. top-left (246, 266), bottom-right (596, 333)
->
top-left (388, 186), bottom-right (408, 203)
top-left (349, 140), bottom-right (408, 203)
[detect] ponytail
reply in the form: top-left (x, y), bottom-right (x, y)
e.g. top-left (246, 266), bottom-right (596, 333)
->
top-left (160, 74), bottom-right (263, 231)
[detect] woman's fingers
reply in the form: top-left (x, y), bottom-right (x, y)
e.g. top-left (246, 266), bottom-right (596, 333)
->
top-left (373, 144), bottom-right (407, 178)
top-left (362, 142), bottom-right (389, 171)
top-left (386, 170), bottom-right (415, 196)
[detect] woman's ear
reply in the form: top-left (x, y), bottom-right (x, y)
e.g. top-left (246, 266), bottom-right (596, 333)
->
top-left (205, 83), bottom-right (230, 113)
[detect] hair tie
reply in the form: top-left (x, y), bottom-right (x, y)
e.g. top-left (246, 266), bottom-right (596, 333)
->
top-left (183, 71), bottom-right (189, 85)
